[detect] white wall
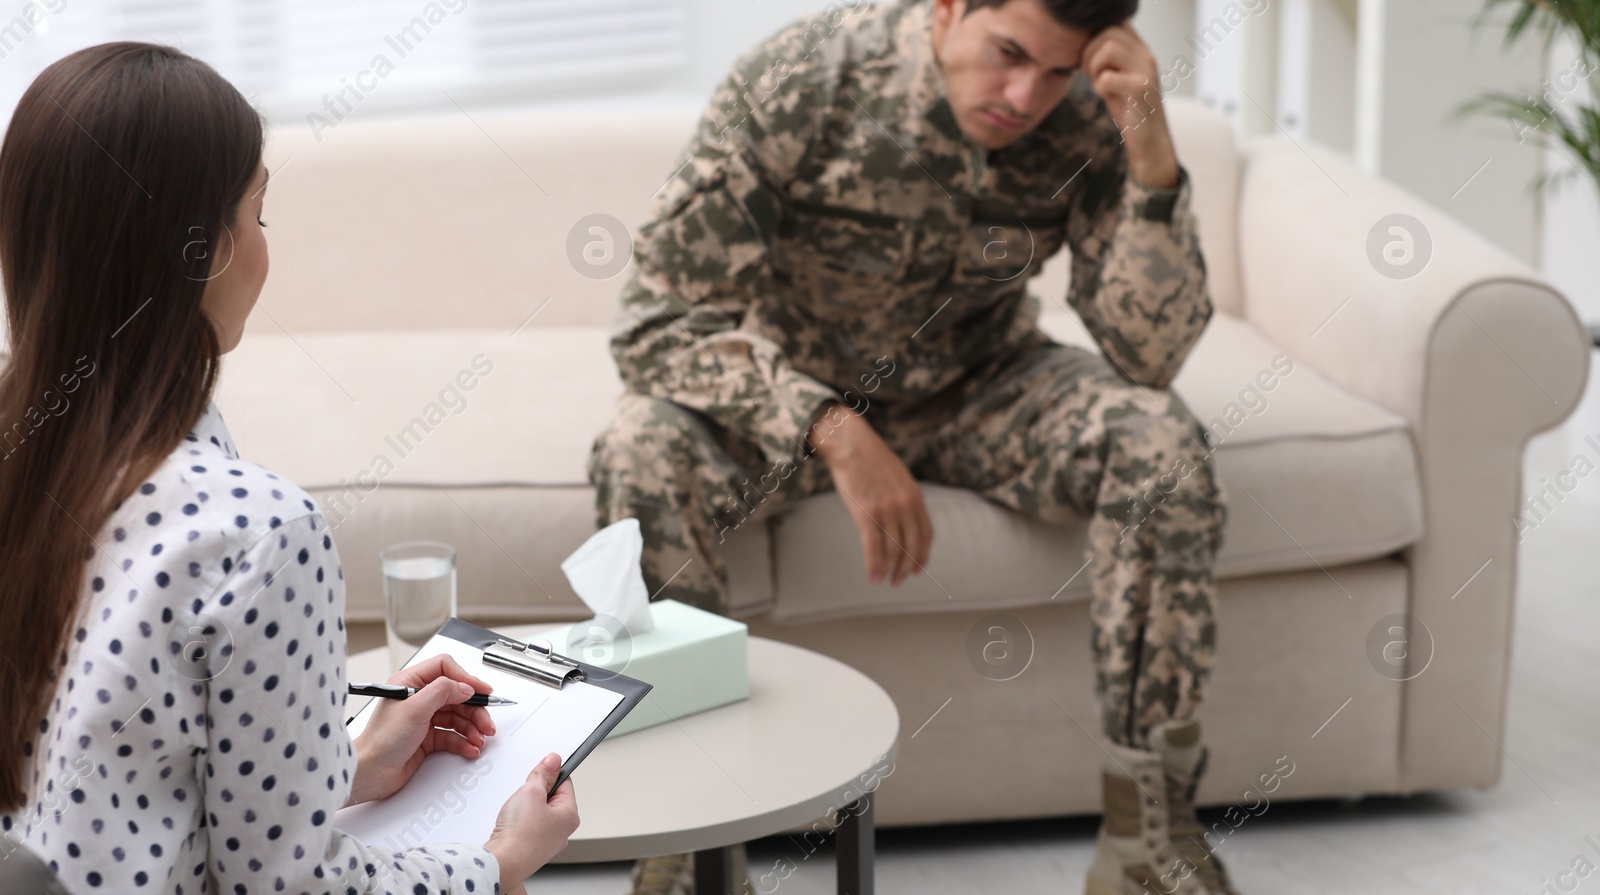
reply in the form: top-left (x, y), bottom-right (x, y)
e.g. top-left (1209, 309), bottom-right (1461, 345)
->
top-left (1538, 33), bottom-right (1600, 326)
top-left (675, 0), bottom-right (845, 97)
top-left (1277, 0), bottom-right (1356, 152)
top-left (1133, 0), bottom-right (1199, 99)
top-left (1355, 0), bottom-right (1544, 266)
top-left (1178, 0), bottom-right (1551, 285)
top-left (1543, 168), bottom-right (1600, 327)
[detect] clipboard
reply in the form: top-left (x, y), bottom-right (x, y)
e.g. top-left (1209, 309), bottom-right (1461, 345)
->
top-left (339, 617), bottom-right (650, 846)
top-left (436, 617), bottom-right (650, 791)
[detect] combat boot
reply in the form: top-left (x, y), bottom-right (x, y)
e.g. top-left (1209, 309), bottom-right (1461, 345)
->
top-left (628, 853), bottom-right (691, 895)
top-left (1150, 719), bottom-right (1242, 895)
top-left (1085, 733), bottom-right (1212, 895)
top-left (626, 844), bottom-right (752, 895)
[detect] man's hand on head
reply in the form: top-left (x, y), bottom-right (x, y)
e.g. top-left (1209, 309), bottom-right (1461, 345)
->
top-left (807, 403), bottom-right (933, 587)
top-left (1082, 23), bottom-right (1180, 190)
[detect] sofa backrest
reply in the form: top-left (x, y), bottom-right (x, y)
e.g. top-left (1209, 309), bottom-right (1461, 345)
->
top-left (249, 95), bottom-right (1242, 338)
top-left (1168, 99), bottom-right (1243, 316)
top-left (1026, 99), bottom-right (1243, 319)
top-left (250, 98), bottom-right (700, 336)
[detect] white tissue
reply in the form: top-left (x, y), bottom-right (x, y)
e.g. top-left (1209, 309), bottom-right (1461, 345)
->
top-left (560, 517), bottom-right (655, 642)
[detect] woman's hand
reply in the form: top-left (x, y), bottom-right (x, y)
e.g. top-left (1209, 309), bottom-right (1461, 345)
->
top-left (346, 654), bottom-right (498, 807)
top-left (485, 752), bottom-right (580, 893)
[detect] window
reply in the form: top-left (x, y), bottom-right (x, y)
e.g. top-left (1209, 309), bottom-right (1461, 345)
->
top-left (0, 0), bottom-right (689, 124)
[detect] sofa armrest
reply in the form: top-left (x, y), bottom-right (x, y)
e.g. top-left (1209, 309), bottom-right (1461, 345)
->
top-left (1237, 138), bottom-right (1589, 792)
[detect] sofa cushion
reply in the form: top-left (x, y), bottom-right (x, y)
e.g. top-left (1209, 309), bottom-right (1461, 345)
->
top-left (215, 313), bottom-right (1422, 622)
top-left (216, 329), bottom-right (771, 621)
top-left (769, 313), bottom-right (1423, 621)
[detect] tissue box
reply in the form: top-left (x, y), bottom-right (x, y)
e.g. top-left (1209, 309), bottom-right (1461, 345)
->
top-left (535, 600), bottom-right (749, 738)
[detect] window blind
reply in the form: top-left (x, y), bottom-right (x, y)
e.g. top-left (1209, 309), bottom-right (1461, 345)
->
top-left (0, 0), bottom-right (688, 124)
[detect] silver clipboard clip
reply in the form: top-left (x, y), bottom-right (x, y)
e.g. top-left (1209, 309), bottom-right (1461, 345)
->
top-left (482, 636), bottom-right (586, 689)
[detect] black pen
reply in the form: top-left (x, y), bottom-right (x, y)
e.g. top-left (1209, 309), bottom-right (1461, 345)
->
top-left (348, 682), bottom-right (517, 707)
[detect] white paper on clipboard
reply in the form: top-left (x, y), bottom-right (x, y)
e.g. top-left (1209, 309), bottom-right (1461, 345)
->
top-left (333, 633), bottom-right (623, 849)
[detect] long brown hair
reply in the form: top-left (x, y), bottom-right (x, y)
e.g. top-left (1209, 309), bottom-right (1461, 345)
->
top-left (0, 43), bottom-right (263, 810)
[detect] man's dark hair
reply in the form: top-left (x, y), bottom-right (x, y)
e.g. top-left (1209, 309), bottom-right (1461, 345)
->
top-left (963, 0), bottom-right (1138, 33)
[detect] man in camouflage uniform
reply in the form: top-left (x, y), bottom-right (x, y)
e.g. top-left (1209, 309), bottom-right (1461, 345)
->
top-left (590, 0), bottom-right (1237, 892)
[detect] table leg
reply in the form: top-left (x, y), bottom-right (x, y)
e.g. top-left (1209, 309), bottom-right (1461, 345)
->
top-left (694, 844), bottom-right (736, 895)
top-left (836, 796), bottom-right (874, 895)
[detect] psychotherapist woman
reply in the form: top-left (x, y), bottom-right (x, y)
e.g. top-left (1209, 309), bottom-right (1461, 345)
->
top-left (0, 42), bottom-right (575, 895)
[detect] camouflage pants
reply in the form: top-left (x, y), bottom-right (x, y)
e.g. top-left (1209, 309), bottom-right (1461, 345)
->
top-left (589, 337), bottom-right (1227, 748)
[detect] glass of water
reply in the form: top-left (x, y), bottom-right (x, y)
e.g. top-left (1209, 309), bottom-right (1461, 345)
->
top-left (380, 541), bottom-right (458, 672)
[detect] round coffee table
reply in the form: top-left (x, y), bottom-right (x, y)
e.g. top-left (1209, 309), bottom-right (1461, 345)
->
top-left (346, 628), bottom-right (900, 894)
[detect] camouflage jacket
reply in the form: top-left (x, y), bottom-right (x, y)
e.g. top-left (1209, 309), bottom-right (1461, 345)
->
top-left (609, 0), bottom-right (1211, 471)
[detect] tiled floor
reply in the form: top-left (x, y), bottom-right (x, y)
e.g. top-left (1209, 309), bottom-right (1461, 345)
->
top-left (356, 352), bottom-right (1600, 894)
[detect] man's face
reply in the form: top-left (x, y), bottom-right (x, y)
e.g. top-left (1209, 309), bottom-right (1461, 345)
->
top-left (930, 0), bottom-right (1093, 149)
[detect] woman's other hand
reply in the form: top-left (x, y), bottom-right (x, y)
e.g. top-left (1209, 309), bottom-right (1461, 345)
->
top-left (485, 752), bottom-right (580, 893)
top-left (347, 654), bottom-right (498, 806)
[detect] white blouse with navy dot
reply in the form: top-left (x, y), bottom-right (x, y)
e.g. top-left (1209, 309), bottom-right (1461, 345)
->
top-left (0, 402), bottom-right (501, 895)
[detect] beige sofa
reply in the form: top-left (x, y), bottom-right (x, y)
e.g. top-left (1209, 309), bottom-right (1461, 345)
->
top-left (215, 96), bottom-right (1588, 824)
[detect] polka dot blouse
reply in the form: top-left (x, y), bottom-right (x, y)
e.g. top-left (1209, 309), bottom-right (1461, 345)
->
top-left (0, 403), bottom-right (501, 895)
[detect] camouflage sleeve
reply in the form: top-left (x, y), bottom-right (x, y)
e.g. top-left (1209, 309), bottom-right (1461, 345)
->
top-left (609, 38), bottom-right (843, 470)
top-left (1064, 162), bottom-right (1212, 390)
